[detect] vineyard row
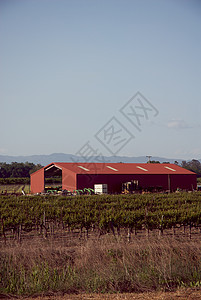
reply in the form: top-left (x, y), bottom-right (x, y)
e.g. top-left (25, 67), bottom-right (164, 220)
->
top-left (0, 193), bottom-right (201, 241)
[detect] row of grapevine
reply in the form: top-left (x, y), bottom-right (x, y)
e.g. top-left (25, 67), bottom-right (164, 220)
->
top-left (0, 192), bottom-right (201, 241)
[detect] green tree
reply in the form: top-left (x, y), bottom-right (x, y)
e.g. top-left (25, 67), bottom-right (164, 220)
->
top-left (0, 162), bottom-right (43, 178)
top-left (181, 159), bottom-right (201, 176)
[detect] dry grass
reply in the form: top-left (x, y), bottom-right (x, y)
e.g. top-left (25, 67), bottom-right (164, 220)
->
top-left (0, 235), bottom-right (201, 297)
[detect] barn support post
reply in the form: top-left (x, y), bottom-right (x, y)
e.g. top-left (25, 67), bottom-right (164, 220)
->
top-left (168, 174), bottom-right (171, 192)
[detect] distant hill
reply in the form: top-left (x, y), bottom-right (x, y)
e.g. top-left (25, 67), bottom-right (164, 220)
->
top-left (0, 153), bottom-right (198, 166)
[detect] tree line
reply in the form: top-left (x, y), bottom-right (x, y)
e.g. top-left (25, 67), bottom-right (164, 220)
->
top-left (181, 159), bottom-right (201, 176)
top-left (0, 162), bottom-right (43, 178)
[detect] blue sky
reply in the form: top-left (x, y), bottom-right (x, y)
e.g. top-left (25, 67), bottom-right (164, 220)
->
top-left (1, 0), bottom-right (201, 160)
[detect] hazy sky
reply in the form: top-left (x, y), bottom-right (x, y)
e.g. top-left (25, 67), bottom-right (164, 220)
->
top-left (1, 0), bottom-right (201, 160)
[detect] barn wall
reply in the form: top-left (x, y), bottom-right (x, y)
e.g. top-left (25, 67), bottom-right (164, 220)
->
top-left (62, 169), bottom-right (77, 191)
top-left (169, 174), bottom-right (197, 191)
top-left (77, 173), bottom-right (197, 192)
top-left (30, 168), bottom-right (44, 193)
top-left (77, 174), bottom-right (169, 193)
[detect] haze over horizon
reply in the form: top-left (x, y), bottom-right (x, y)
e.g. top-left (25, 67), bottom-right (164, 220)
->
top-left (1, 0), bottom-right (201, 160)
top-left (0, 153), bottom-right (200, 166)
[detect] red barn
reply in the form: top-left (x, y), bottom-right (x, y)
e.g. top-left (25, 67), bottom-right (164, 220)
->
top-left (30, 162), bottom-right (197, 194)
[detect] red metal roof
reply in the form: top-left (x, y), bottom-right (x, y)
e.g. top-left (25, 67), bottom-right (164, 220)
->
top-left (44, 162), bottom-right (196, 175)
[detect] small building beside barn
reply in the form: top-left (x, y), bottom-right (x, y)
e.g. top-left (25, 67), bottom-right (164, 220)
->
top-left (30, 162), bottom-right (197, 194)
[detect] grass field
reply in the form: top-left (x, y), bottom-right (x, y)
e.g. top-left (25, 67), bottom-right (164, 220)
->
top-left (0, 184), bottom-right (30, 194)
top-left (0, 235), bottom-right (201, 297)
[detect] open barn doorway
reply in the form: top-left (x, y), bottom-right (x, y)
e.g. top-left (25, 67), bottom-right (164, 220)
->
top-left (44, 164), bottom-right (62, 194)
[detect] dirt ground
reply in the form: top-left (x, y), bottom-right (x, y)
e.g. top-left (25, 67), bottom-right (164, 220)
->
top-left (2, 289), bottom-right (201, 300)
